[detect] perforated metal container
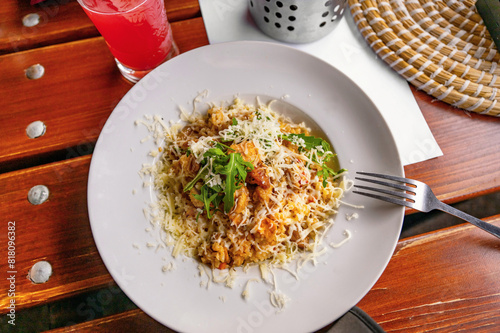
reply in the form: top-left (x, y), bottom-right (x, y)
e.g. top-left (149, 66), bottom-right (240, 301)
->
top-left (248, 0), bottom-right (348, 43)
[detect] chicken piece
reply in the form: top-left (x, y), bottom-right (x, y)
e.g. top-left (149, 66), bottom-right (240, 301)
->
top-left (230, 141), bottom-right (260, 164)
top-left (228, 186), bottom-right (249, 226)
top-left (173, 154), bottom-right (200, 178)
top-left (232, 186), bottom-right (249, 214)
top-left (253, 185), bottom-right (273, 206)
top-left (255, 217), bottom-right (278, 245)
top-left (247, 166), bottom-right (271, 189)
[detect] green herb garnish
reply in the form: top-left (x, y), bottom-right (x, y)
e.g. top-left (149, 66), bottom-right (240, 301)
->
top-left (281, 133), bottom-right (331, 153)
top-left (184, 143), bottom-right (254, 218)
top-left (281, 133), bottom-right (346, 187)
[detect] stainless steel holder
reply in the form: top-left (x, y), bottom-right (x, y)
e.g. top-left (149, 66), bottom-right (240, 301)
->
top-left (248, 0), bottom-right (348, 43)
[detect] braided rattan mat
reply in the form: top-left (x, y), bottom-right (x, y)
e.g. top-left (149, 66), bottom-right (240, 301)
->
top-left (348, 0), bottom-right (499, 116)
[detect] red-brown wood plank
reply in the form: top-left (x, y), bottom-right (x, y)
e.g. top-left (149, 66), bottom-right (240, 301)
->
top-left (0, 155), bottom-right (114, 314)
top-left (404, 87), bottom-right (500, 205)
top-left (0, 0), bottom-right (201, 54)
top-left (1, 2), bottom-right (498, 332)
top-left (0, 37), bottom-right (130, 173)
top-left (46, 309), bottom-right (174, 332)
top-left (0, 17), bottom-right (209, 174)
top-left (1, 2), bottom-right (499, 207)
top-left (0, 146), bottom-right (498, 326)
top-left (32, 214), bottom-right (500, 332)
top-left (358, 216), bottom-right (500, 332)
top-left (1, 14), bottom-right (499, 208)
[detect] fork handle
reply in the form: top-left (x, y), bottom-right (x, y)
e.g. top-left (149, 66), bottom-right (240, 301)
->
top-left (435, 201), bottom-right (500, 239)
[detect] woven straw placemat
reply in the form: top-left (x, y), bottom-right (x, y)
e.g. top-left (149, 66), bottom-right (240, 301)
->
top-left (348, 0), bottom-right (499, 116)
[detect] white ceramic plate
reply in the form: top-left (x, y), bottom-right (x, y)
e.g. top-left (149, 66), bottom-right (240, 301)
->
top-left (88, 41), bottom-right (404, 333)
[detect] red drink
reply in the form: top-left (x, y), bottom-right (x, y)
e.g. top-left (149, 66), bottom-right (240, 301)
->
top-left (78, 0), bottom-right (178, 81)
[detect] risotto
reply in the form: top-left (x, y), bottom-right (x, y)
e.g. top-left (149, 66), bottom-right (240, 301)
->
top-left (146, 98), bottom-right (347, 269)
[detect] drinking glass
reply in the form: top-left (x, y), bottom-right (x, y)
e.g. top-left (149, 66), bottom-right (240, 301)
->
top-left (77, 0), bottom-right (179, 83)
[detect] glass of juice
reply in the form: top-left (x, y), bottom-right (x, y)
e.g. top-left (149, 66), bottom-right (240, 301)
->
top-left (77, 0), bottom-right (179, 83)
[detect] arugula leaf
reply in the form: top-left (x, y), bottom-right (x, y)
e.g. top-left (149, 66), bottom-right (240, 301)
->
top-left (193, 185), bottom-right (223, 219)
top-left (234, 154), bottom-right (253, 181)
top-left (220, 154), bottom-right (239, 213)
top-left (218, 153), bottom-right (254, 213)
top-left (183, 144), bottom-right (254, 218)
top-left (281, 133), bottom-right (346, 187)
top-left (203, 147), bottom-right (226, 160)
top-left (318, 167), bottom-right (347, 187)
top-left (184, 164), bottom-right (210, 192)
top-left (281, 133), bottom-right (331, 154)
top-left (213, 141), bottom-right (234, 152)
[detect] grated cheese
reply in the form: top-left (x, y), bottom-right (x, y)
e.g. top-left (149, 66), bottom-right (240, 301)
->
top-left (270, 290), bottom-right (290, 311)
top-left (346, 212), bottom-right (359, 221)
top-left (330, 230), bottom-right (352, 248)
top-left (162, 262), bottom-right (176, 272)
top-left (137, 96), bottom-right (354, 310)
top-left (259, 263), bottom-right (271, 283)
top-left (241, 278), bottom-right (260, 300)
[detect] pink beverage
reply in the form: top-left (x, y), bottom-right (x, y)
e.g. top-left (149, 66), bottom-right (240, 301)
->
top-left (78, 0), bottom-right (178, 82)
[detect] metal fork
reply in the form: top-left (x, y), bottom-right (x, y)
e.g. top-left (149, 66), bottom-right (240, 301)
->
top-left (353, 172), bottom-right (500, 239)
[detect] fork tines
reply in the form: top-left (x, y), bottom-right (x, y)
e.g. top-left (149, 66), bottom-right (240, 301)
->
top-left (353, 171), bottom-right (416, 208)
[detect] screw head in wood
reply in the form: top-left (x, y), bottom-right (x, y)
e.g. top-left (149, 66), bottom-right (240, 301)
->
top-left (26, 121), bottom-right (46, 139)
top-left (28, 261), bottom-right (52, 284)
top-left (25, 64), bottom-right (45, 80)
top-left (28, 185), bottom-right (49, 205)
top-left (22, 13), bottom-right (41, 27)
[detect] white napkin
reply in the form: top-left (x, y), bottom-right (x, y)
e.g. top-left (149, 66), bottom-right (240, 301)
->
top-left (198, 0), bottom-right (443, 165)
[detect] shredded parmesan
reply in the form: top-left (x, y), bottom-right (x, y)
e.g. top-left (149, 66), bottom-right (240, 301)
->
top-left (138, 96), bottom-right (354, 309)
top-left (162, 262), bottom-right (176, 272)
top-left (330, 230), bottom-right (352, 248)
top-left (242, 278), bottom-right (259, 300)
top-left (270, 290), bottom-right (290, 311)
top-left (346, 212), bottom-right (359, 221)
top-left (259, 263), bottom-right (271, 283)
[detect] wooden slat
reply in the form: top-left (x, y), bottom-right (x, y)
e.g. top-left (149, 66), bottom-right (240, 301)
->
top-left (357, 216), bottom-right (500, 332)
top-left (34, 215), bottom-right (500, 332)
top-left (0, 2), bottom-right (498, 332)
top-left (0, 37), bottom-right (130, 173)
top-left (46, 309), bottom-right (175, 332)
top-left (405, 87), bottom-right (500, 205)
top-left (1, 15), bottom-right (499, 207)
top-left (0, 155), bottom-right (114, 314)
top-left (0, 0), bottom-right (201, 54)
top-left (1, 6), bottom-right (499, 205)
top-left (0, 17), bottom-right (209, 174)
top-left (164, 0), bottom-right (201, 21)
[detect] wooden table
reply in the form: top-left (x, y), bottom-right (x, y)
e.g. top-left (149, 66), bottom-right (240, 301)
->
top-left (1, 0), bottom-right (499, 332)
